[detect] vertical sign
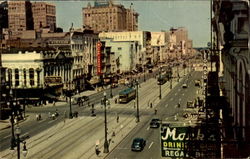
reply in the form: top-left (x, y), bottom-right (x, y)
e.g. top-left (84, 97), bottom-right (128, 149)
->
top-left (161, 127), bottom-right (188, 158)
top-left (97, 41), bottom-right (102, 75)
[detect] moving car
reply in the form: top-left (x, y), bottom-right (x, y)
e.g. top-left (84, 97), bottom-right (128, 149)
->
top-left (182, 83), bottom-right (187, 88)
top-left (150, 118), bottom-right (160, 128)
top-left (131, 138), bottom-right (146, 151)
top-left (72, 96), bottom-right (89, 105)
top-left (111, 83), bottom-right (118, 88)
top-left (194, 80), bottom-right (201, 86)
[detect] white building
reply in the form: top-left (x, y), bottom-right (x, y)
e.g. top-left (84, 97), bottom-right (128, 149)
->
top-left (99, 31), bottom-right (152, 66)
top-left (101, 38), bottom-right (138, 73)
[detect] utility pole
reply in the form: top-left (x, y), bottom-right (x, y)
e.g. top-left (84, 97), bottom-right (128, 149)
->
top-left (103, 92), bottom-right (109, 153)
top-left (159, 67), bottom-right (162, 99)
top-left (136, 80), bottom-right (140, 122)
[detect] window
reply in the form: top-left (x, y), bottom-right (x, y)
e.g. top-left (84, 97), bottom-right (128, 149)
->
top-left (29, 68), bottom-right (34, 86)
top-left (8, 69), bottom-right (12, 86)
top-left (23, 69), bottom-right (26, 86)
top-left (118, 47), bottom-right (122, 50)
top-left (15, 69), bottom-right (19, 86)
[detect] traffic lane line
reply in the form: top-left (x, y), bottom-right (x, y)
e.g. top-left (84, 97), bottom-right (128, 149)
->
top-left (148, 141), bottom-right (154, 149)
top-left (3, 134), bottom-right (11, 139)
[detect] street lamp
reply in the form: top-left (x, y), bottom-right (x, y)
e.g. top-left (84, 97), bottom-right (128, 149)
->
top-left (177, 64), bottom-right (180, 82)
top-left (68, 90), bottom-right (73, 119)
top-left (143, 66), bottom-right (146, 82)
top-left (103, 92), bottom-right (109, 153)
top-left (110, 80), bottom-right (113, 98)
top-left (15, 125), bottom-right (28, 159)
top-left (8, 89), bottom-right (16, 150)
top-left (135, 80), bottom-right (140, 122)
top-left (159, 67), bottom-right (162, 99)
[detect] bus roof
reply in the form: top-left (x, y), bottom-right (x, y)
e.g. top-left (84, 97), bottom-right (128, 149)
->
top-left (119, 87), bottom-right (135, 95)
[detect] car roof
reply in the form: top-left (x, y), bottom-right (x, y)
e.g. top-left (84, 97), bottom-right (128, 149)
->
top-left (133, 138), bottom-right (144, 141)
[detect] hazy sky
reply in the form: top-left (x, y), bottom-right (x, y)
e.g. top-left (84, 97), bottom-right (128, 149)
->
top-left (53, 0), bottom-right (211, 47)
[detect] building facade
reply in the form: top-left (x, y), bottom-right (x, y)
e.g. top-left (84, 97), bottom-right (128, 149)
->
top-left (32, 2), bottom-right (56, 31)
top-left (7, 0), bottom-right (33, 35)
top-left (0, 1), bottom-right (8, 39)
top-left (82, 0), bottom-right (138, 32)
top-left (99, 31), bottom-right (151, 68)
top-left (101, 38), bottom-right (138, 74)
top-left (213, 0), bottom-right (249, 157)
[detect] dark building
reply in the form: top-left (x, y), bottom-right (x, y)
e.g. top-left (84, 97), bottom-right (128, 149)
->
top-left (0, 1), bottom-right (8, 39)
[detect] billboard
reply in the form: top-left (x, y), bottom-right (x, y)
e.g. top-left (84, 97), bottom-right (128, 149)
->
top-left (161, 127), bottom-right (188, 158)
top-left (96, 41), bottom-right (102, 75)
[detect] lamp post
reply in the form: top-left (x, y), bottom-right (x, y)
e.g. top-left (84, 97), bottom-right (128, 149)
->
top-left (159, 67), bottom-right (162, 99)
top-left (143, 66), bottom-right (146, 82)
top-left (66, 83), bottom-right (73, 119)
top-left (8, 89), bottom-right (16, 150)
top-left (177, 64), bottom-right (180, 82)
top-left (15, 125), bottom-right (28, 159)
top-left (169, 68), bottom-right (172, 89)
top-left (136, 80), bottom-right (140, 122)
top-left (16, 126), bottom-right (21, 159)
top-left (110, 79), bottom-right (113, 98)
top-left (103, 92), bottom-right (109, 153)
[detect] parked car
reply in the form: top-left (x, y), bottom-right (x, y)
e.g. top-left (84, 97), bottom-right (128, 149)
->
top-left (131, 138), bottom-right (146, 151)
top-left (150, 118), bottom-right (160, 128)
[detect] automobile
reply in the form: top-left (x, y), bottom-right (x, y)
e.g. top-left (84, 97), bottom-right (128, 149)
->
top-left (182, 83), bottom-right (187, 88)
top-left (150, 118), bottom-right (160, 128)
top-left (72, 96), bottom-right (89, 105)
top-left (131, 138), bottom-right (146, 151)
top-left (111, 83), bottom-right (118, 88)
top-left (194, 80), bottom-right (200, 86)
top-left (187, 101), bottom-right (194, 108)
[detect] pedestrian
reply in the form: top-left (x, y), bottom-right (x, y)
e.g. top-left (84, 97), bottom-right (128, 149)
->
top-left (95, 145), bottom-right (100, 156)
top-left (154, 108), bottom-right (157, 115)
top-left (48, 112), bottom-right (51, 118)
top-left (64, 110), bottom-right (67, 123)
top-left (117, 115), bottom-right (119, 123)
top-left (36, 114), bottom-right (39, 121)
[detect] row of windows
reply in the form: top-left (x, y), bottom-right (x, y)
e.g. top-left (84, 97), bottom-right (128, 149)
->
top-left (7, 68), bottom-right (40, 87)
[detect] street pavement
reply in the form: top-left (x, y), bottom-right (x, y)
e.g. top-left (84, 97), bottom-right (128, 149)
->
top-left (0, 65), bottom-right (196, 159)
top-left (106, 71), bottom-right (202, 159)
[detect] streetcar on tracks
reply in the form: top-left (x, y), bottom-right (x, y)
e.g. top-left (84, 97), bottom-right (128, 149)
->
top-left (119, 88), bottom-right (136, 103)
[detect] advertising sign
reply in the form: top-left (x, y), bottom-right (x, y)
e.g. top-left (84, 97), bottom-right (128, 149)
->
top-left (161, 127), bottom-right (188, 158)
top-left (96, 41), bottom-right (102, 75)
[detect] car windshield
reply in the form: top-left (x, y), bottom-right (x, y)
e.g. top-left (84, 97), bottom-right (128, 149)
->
top-left (152, 119), bottom-right (159, 122)
top-left (134, 138), bottom-right (142, 143)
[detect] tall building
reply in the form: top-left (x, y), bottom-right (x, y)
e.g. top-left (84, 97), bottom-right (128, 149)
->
top-left (7, 0), bottom-right (33, 34)
top-left (0, 1), bottom-right (8, 39)
top-left (32, 2), bottom-right (56, 31)
top-left (82, 0), bottom-right (138, 32)
top-left (213, 0), bottom-right (250, 158)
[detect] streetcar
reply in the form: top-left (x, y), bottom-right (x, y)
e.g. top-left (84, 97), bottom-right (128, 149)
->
top-left (119, 88), bottom-right (136, 103)
top-left (157, 74), bottom-right (167, 85)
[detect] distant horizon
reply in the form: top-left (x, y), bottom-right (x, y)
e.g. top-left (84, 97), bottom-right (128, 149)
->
top-left (53, 1), bottom-right (210, 47)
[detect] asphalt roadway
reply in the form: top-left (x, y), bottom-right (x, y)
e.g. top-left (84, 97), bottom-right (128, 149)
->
top-left (105, 71), bottom-right (202, 159)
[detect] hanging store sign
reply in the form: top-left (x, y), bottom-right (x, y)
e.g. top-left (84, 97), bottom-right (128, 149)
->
top-left (96, 41), bottom-right (102, 75)
top-left (161, 127), bottom-right (188, 158)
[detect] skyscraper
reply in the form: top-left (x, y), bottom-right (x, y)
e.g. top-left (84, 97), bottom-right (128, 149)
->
top-left (82, 0), bottom-right (138, 32)
top-left (7, 0), bottom-right (33, 33)
top-left (32, 2), bottom-right (56, 31)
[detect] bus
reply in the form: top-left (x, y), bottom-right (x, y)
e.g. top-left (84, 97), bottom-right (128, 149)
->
top-left (119, 88), bottom-right (136, 103)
